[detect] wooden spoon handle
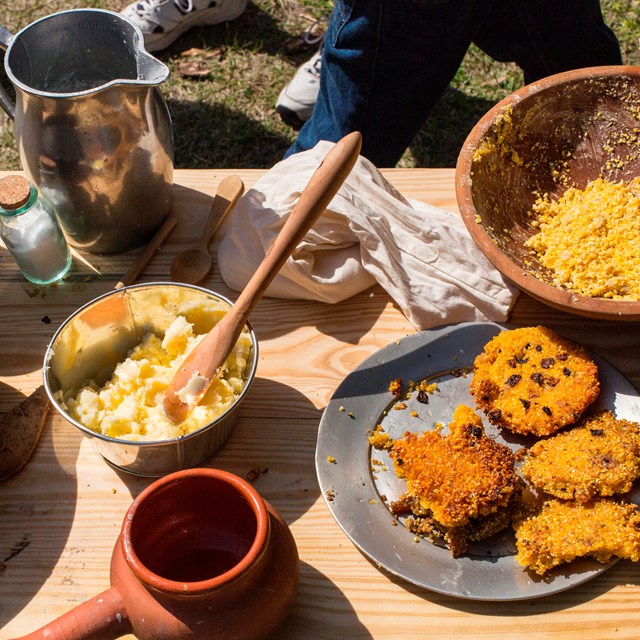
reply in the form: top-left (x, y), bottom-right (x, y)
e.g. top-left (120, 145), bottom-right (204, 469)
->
top-left (163, 132), bottom-right (362, 423)
top-left (115, 213), bottom-right (177, 289)
top-left (230, 131), bottom-right (362, 326)
top-left (196, 175), bottom-right (244, 250)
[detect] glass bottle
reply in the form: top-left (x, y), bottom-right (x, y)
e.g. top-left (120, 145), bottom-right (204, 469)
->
top-left (0, 175), bottom-right (72, 285)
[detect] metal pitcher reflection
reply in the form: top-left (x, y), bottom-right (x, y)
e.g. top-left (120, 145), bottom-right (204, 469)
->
top-left (0, 9), bottom-right (174, 254)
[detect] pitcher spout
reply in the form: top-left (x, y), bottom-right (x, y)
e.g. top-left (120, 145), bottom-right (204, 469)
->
top-left (136, 50), bottom-right (171, 86)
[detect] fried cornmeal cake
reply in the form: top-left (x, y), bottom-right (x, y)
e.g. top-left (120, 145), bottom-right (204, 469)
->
top-left (469, 326), bottom-right (600, 436)
top-left (380, 404), bottom-right (521, 557)
top-left (513, 496), bottom-right (640, 575)
top-left (521, 411), bottom-right (640, 502)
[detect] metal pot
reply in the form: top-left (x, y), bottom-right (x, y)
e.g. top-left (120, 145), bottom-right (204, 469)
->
top-left (42, 283), bottom-right (258, 476)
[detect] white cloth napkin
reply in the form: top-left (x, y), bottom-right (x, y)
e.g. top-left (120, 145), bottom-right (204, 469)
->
top-left (217, 141), bottom-right (518, 330)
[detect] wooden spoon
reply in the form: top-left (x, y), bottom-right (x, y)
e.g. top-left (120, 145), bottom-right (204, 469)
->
top-left (170, 175), bottom-right (244, 284)
top-left (116, 212), bottom-right (177, 289)
top-left (163, 131), bottom-right (363, 423)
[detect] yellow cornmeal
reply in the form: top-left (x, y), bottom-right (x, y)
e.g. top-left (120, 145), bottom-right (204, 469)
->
top-left (61, 315), bottom-right (252, 441)
top-left (526, 177), bottom-right (640, 300)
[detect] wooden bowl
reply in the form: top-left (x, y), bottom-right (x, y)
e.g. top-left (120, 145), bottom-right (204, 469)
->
top-left (456, 65), bottom-right (640, 321)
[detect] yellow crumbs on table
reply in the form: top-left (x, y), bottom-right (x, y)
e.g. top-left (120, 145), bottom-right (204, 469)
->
top-left (526, 177), bottom-right (640, 300)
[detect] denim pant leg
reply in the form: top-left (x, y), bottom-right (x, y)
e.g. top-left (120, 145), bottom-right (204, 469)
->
top-left (285, 0), bottom-right (487, 167)
top-left (474, 0), bottom-right (622, 85)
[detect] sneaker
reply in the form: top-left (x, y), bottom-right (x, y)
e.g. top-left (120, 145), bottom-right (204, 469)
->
top-left (121, 0), bottom-right (248, 53)
top-left (276, 48), bottom-right (322, 130)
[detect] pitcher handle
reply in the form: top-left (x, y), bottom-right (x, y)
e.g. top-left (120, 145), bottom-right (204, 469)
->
top-left (0, 25), bottom-right (15, 120)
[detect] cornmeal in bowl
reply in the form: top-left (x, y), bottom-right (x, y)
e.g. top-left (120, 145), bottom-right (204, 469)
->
top-left (526, 177), bottom-right (640, 300)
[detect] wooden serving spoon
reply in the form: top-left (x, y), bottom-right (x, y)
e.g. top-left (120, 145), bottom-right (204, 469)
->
top-left (163, 131), bottom-right (363, 424)
top-left (170, 175), bottom-right (244, 284)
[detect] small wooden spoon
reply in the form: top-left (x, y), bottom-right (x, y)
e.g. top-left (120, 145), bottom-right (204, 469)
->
top-left (163, 131), bottom-right (363, 423)
top-left (170, 175), bottom-right (244, 284)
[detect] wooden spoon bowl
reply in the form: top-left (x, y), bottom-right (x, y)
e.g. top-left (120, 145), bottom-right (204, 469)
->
top-left (170, 175), bottom-right (244, 285)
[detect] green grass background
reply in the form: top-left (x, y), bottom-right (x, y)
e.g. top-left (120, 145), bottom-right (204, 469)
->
top-left (0, 0), bottom-right (638, 169)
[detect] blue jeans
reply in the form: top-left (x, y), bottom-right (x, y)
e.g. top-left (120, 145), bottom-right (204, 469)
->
top-left (285, 0), bottom-right (622, 167)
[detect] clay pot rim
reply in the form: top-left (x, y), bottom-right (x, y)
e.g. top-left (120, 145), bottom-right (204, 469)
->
top-left (121, 468), bottom-right (270, 596)
top-left (455, 64), bottom-right (640, 321)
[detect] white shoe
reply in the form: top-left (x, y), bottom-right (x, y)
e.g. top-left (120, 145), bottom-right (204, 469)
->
top-left (276, 49), bottom-right (322, 129)
top-left (121, 0), bottom-right (247, 52)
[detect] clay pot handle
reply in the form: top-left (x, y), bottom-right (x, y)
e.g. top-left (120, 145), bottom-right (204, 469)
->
top-left (9, 587), bottom-right (131, 640)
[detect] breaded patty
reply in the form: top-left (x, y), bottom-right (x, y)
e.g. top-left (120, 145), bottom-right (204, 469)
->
top-left (470, 326), bottom-right (600, 436)
top-left (513, 497), bottom-right (640, 575)
top-left (384, 405), bottom-right (521, 555)
top-left (393, 488), bottom-right (522, 557)
top-left (521, 411), bottom-right (640, 501)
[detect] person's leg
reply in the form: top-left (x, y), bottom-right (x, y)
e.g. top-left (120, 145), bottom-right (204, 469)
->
top-left (276, 48), bottom-right (323, 129)
top-left (285, 0), bottom-right (487, 167)
top-left (474, 0), bottom-right (621, 85)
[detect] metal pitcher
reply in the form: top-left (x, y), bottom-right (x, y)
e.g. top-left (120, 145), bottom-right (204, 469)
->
top-left (0, 9), bottom-right (174, 254)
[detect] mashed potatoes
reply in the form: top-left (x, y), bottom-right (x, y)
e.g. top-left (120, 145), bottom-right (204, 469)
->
top-left (60, 313), bottom-right (252, 441)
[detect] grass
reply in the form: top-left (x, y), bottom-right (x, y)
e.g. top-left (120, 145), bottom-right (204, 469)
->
top-left (0, 0), bottom-right (638, 170)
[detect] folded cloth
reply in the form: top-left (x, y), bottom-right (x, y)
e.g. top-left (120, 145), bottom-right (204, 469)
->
top-left (217, 141), bottom-right (518, 330)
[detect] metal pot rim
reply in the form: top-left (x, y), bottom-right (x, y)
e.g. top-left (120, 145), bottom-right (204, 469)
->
top-left (42, 281), bottom-right (259, 447)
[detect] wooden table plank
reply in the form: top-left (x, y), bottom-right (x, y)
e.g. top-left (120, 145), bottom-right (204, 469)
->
top-left (1, 168), bottom-right (639, 639)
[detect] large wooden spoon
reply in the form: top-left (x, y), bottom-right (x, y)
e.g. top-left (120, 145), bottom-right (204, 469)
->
top-left (163, 131), bottom-right (362, 423)
top-left (170, 175), bottom-right (244, 284)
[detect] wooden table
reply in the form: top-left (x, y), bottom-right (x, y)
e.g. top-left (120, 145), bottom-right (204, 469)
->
top-left (2, 168), bottom-right (640, 639)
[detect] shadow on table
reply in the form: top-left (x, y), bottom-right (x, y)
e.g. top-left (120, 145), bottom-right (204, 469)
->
top-left (0, 412), bottom-right (82, 631)
top-left (0, 379), bottom-right (26, 412)
top-left (112, 377), bottom-right (324, 528)
top-left (215, 286), bottom-right (396, 346)
top-left (271, 561), bottom-right (374, 640)
top-left (373, 553), bottom-right (640, 615)
top-left (234, 377), bottom-right (324, 526)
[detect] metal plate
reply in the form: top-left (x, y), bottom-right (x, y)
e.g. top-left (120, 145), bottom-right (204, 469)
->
top-left (315, 322), bottom-right (640, 601)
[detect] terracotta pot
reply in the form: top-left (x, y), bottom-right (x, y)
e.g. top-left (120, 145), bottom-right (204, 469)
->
top-left (13, 469), bottom-right (299, 639)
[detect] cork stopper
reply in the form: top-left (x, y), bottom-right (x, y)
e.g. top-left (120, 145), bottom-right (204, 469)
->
top-left (0, 175), bottom-right (31, 210)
